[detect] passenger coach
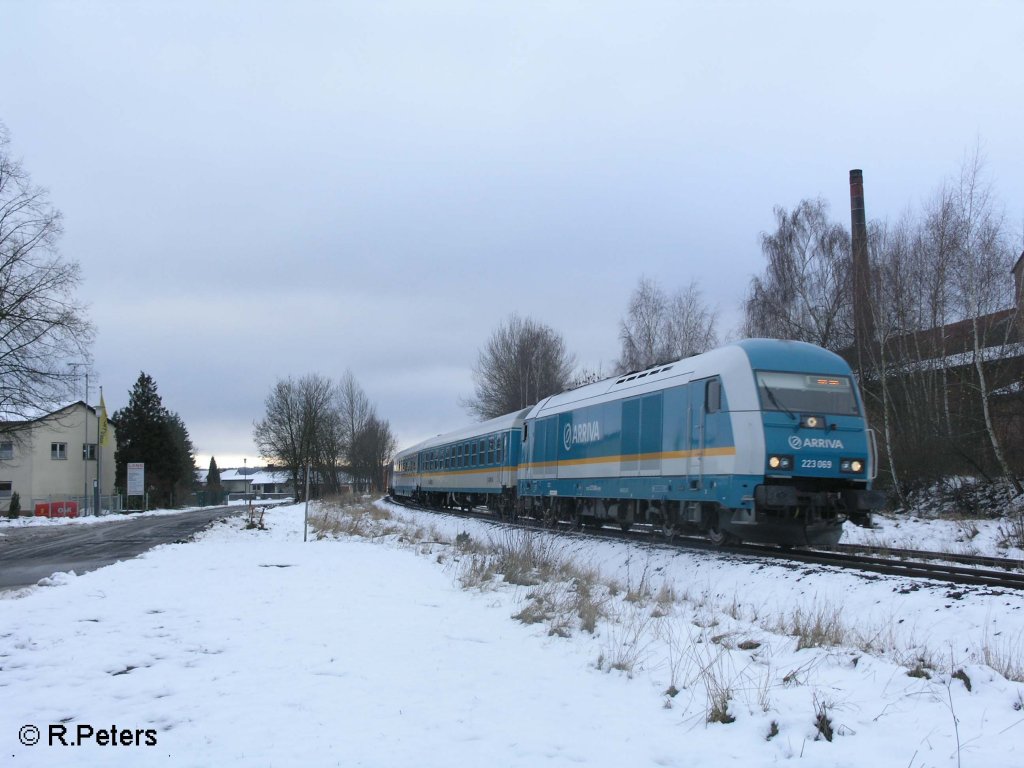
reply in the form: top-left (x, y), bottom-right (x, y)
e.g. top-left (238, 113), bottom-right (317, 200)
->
top-left (390, 408), bottom-right (529, 514)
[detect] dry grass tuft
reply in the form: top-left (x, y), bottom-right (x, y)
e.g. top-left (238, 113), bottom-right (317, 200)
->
top-left (813, 695), bottom-right (834, 741)
top-left (308, 497), bottom-right (407, 540)
top-left (776, 603), bottom-right (848, 651)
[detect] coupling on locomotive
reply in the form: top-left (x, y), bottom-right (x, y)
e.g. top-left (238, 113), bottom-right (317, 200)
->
top-left (390, 339), bottom-right (885, 547)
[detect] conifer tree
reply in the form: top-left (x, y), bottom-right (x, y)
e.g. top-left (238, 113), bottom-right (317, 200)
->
top-left (113, 372), bottom-right (195, 507)
top-left (207, 456), bottom-right (223, 503)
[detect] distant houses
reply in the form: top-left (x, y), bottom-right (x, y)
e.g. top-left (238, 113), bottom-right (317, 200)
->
top-left (195, 465), bottom-right (356, 501)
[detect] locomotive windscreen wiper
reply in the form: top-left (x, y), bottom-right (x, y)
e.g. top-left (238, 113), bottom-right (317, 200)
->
top-left (761, 383), bottom-right (796, 420)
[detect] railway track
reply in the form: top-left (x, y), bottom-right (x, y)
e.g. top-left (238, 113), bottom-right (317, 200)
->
top-left (739, 542), bottom-right (1024, 591)
top-left (385, 496), bottom-right (1024, 591)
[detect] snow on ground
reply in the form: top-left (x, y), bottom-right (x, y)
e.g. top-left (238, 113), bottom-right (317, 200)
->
top-left (842, 511), bottom-right (1024, 562)
top-left (2, 501), bottom-right (1023, 767)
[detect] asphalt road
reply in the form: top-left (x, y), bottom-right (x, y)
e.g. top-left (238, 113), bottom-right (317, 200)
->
top-left (0, 506), bottom-right (242, 590)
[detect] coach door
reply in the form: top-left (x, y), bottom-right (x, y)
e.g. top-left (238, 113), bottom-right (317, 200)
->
top-left (530, 417), bottom-right (558, 480)
top-left (688, 381), bottom-right (705, 485)
top-left (497, 432), bottom-right (507, 487)
top-left (688, 378), bottom-right (722, 487)
top-left (620, 394), bottom-right (663, 477)
top-left (620, 399), bottom-right (640, 476)
top-left (639, 394), bottom-right (663, 476)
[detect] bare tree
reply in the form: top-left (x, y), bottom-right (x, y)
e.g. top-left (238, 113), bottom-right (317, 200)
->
top-left (858, 151), bottom-right (1024, 498)
top-left (253, 374), bottom-right (336, 500)
top-left (464, 314), bottom-right (575, 420)
top-left (0, 122), bottom-right (93, 429)
top-left (742, 199), bottom-right (852, 351)
top-left (337, 370), bottom-right (371, 468)
top-left (617, 277), bottom-right (718, 373)
top-left (667, 281), bottom-right (719, 359)
top-left (350, 413), bottom-right (397, 492)
top-left (950, 150), bottom-right (1022, 495)
top-left (617, 277), bottom-right (672, 372)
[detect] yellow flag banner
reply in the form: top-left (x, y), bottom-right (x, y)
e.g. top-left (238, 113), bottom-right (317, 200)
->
top-left (98, 390), bottom-right (109, 446)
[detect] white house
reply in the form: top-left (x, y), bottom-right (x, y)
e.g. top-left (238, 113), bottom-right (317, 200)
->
top-left (1, 401), bottom-right (117, 515)
top-left (208, 467), bottom-right (296, 499)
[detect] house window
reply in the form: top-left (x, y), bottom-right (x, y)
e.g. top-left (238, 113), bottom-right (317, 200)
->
top-left (0, 481), bottom-right (11, 498)
top-left (51, 442), bottom-right (68, 460)
top-left (83, 443), bottom-right (97, 461)
top-left (0, 441), bottom-right (13, 460)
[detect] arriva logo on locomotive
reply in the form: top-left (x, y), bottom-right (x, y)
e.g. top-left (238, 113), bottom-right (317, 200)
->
top-left (788, 435), bottom-right (845, 450)
top-left (564, 421), bottom-right (601, 451)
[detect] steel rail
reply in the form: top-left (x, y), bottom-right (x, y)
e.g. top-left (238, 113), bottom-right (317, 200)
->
top-left (383, 496), bottom-right (1024, 591)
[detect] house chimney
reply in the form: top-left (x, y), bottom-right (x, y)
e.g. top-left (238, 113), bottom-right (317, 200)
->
top-left (850, 169), bottom-right (874, 366)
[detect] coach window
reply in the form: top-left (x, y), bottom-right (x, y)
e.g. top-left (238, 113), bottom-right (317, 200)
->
top-left (497, 435), bottom-right (504, 464)
top-left (470, 442), bottom-right (476, 466)
top-left (706, 378), bottom-right (722, 413)
top-left (480, 439), bottom-right (486, 464)
top-left (488, 437), bottom-right (494, 464)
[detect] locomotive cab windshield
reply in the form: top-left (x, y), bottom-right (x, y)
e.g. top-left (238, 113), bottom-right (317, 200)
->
top-left (755, 371), bottom-right (860, 417)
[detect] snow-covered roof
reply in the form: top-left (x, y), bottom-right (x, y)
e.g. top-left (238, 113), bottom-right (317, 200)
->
top-left (198, 468), bottom-right (292, 485)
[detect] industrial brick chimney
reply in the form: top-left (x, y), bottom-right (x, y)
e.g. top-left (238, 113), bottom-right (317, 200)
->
top-left (849, 169), bottom-right (874, 368)
top-left (1014, 251), bottom-right (1024, 308)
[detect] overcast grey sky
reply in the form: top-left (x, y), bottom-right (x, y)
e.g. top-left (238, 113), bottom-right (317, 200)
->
top-left (3, 1), bottom-right (1022, 467)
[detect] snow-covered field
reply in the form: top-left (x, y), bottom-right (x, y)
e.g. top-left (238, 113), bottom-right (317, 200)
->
top-left (2, 501), bottom-right (1023, 767)
top-left (842, 508), bottom-right (1024, 562)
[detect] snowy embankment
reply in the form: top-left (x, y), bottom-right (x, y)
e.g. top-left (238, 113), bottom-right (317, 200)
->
top-left (1, 501), bottom-right (1022, 767)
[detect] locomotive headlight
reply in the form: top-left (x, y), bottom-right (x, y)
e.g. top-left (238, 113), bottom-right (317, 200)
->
top-left (840, 458), bottom-right (865, 474)
top-left (800, 414), bottom-right (826, 429)
top-left (768, 455), bottom-right (793, 471)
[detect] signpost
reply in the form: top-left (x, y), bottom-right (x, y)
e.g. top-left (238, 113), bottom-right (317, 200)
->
top-left (127, 462), bottom-right (145, 511)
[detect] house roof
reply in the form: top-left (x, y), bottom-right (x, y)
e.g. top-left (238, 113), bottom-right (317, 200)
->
top-left (1, 400), bottom-right (106, 429)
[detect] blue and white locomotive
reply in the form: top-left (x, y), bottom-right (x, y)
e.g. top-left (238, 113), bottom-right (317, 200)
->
top-left (391, 339), bottom-right (884, 546)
